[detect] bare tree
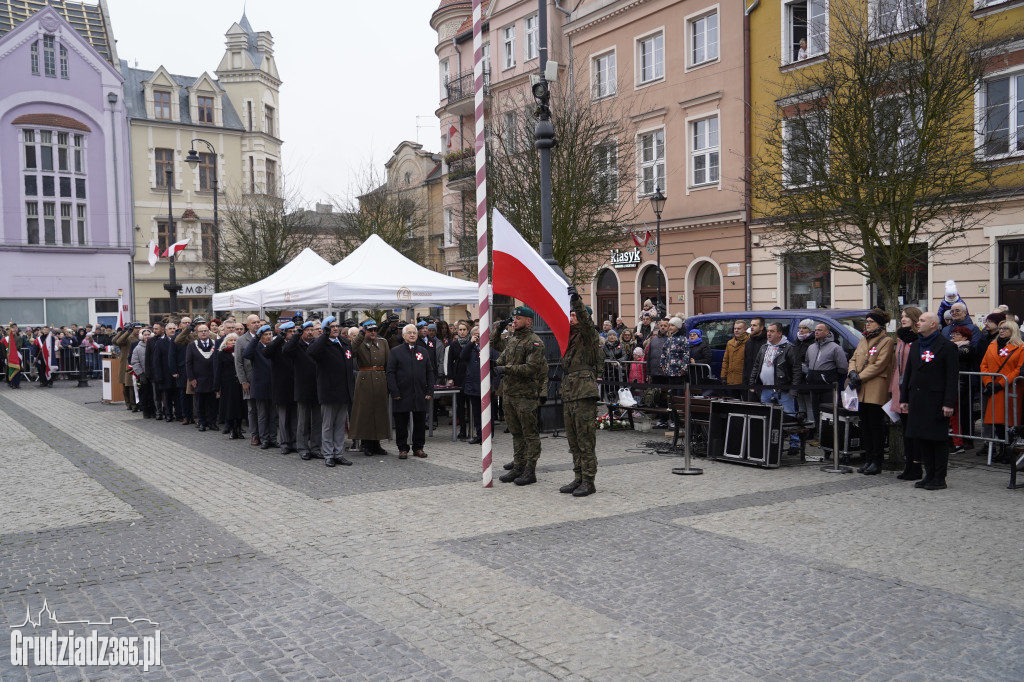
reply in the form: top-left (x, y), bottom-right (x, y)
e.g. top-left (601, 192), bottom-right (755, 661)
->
top-left (215, 188), bottom-right (322, 293)
top-left (323, 166), bottom-right (428, 265)
top-left (476, 66), bottom-right (645, 285)
top-left (750, 0), bottom-right (1017, 319)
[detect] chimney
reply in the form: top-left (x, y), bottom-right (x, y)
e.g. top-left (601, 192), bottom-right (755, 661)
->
top-left (315, 203), bottom-right (332, 214)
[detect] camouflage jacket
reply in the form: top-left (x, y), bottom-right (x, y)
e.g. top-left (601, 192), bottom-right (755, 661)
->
top-left (497, 325), bottom-right (547, 399)
top-left (560, 298), bottom-right (601, 401)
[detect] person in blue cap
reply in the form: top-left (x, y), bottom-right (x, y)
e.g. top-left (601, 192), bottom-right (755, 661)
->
top-left (493, 305), bottom-right (548, 485)
top-left (243, 324), bottom-right (277, 449)
top-left (263, 319), bottom-right (298, 454)
top-left (307, 316), bottom-right (357, 467)
top-left (283, 320), bottom-right (322, 460)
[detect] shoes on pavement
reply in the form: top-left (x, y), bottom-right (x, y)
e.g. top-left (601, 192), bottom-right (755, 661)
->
top-left (281, 447), bottom-right (297, 455)
top-left (335, 456), bottom-right (353, 466)
top-left (914, 478), bottom-right (932, 488)
top-left (502, 461), bottom-right (514, 470)
top-left (862, 462), bottom-right (881, 475)
top-left (514, 465), bottom-right (537, 486)
top-left (398, 451), bottom-right (408, 459)
top-left (468, 436), bottom-right (481, 444)
top-left (250, 436), bottom-right (261, 447)
top-left (924, 481), bottom-right (947, 490)
top-left (559, 479), bottom-right (582, 494)
top-left (325, 456), bottom-right (336, 467)
top-left (413, 450), bottom-right (427, 458)
top-left (300, 451), bottom-right (313, 460)
top-left (498, 467), bottom-right (522, 483)
top-left (951, 445), bottom-right (965, 455)
top-left (572, 481), bottom-right (596, 497)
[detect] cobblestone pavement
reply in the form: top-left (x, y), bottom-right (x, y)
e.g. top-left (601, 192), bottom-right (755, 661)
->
top-left (1, 384), bottom-right (1022, 680)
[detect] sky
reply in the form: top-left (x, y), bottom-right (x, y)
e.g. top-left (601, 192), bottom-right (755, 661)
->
top-left (104, 0), bottom-right (442, 207)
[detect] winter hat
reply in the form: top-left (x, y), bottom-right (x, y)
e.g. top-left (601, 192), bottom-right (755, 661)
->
top-left (986, 312), bottom-right (1006, 325)
top-left (866, 310), bottom-right (888, 327)
top-left (799, 318), bottom-right (815, 330)
top-left (633, 347), bottom-right (644, 358)
top-left (944, 280), bottom-right (959, 303)
top-left (668, 316), bottom-right (684, 330)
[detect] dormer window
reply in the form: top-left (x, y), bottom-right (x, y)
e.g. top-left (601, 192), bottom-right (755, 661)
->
top-left (197, 96), bottom-right (214, 123)
top-left (30, 42), bottom-right (38, 75)
top-left (154, 90), bottom-right (171, 120)
top-left (60, 45), bottom-right (68, 79)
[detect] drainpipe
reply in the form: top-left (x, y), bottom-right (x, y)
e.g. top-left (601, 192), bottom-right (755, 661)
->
top-left (743, 0), bottom-right (760, 310)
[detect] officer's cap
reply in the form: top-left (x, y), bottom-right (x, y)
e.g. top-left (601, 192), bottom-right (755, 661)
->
top-left (362, 320), bottom-right (378, 330)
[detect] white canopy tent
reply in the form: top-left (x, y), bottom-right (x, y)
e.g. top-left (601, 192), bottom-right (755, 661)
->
top-left (260, 234), bottom-right (479, 310)
top-left (211, 247), bottom-right (332, 312)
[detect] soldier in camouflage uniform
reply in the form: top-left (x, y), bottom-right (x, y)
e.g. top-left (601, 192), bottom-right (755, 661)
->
top-left (494, 305), bottom-right (548, 485)
top-left (559, 286), bottom-right (602, 497)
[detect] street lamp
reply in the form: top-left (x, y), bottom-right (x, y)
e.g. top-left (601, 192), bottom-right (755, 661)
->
top-left (184, 139), bottom-right (219, 295)
top-left (650, 186), bottom-right (666, 316)
top-left (162, 168), bottom-right (180, 315)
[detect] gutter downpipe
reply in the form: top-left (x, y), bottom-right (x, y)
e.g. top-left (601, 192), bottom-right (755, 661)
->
top-left (743, 0), bottom-right (759, 310)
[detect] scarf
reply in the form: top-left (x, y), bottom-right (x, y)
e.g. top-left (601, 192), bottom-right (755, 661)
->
top-left (797, 331), bottom-right (811, 341)
top-left (918, 329), bottom-right (941, 351)
top-left (863, 327), bottom-right (883, 340)
top-left (896, 326), bottom-right (917, 344)
top-left (997, 335), bottom-right (1010, 350)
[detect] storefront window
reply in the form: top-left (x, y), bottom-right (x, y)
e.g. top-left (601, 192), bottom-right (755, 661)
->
top-left (785, 252), bottom-right (831, 309)
top-left (869, 244), bottom-right (928, 311)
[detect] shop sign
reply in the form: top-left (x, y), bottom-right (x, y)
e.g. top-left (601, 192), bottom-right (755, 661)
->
top-left (180, 283), bottom-right (214, 296)
top-left (610, 248), bottom-right (642, 269)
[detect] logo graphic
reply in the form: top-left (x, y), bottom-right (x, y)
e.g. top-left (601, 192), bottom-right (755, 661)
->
top-left (10, 600), bottom-right (161, 671)
top-left (397, 287), bottom-right (412, 301)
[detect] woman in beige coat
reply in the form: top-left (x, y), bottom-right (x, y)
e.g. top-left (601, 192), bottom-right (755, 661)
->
top-left (848, 310), bottom-right (894, 474)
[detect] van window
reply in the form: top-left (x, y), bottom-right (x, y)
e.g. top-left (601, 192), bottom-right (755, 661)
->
top-left (693, 318), bottom-right (735, 351)
top-left (765, 318), bottom-right (791, 338)
top-left (831, 315), bottom-right (865, 356)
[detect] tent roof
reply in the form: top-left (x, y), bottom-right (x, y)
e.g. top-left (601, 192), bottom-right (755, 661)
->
top-left (260, 234), bottom-right (478, 309)
top-left (211, 248), bottom-right (332, 311)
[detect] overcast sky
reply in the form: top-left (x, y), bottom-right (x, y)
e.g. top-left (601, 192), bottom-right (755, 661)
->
top-left (105, 0), bottom-right (442, 207)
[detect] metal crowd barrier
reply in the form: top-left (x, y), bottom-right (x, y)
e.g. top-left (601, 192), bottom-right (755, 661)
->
top-left (1007, 375), bottom-right (1024, 490)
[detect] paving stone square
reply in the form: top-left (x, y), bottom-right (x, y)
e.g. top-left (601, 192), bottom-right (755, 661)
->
top-left (1, 384), bottom-right (1022, 680)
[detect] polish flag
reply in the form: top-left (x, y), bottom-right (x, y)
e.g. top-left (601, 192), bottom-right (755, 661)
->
top-left (147, 240), bottom-right (160, 267)
top-left (447, 125), bottom-right (457, 148)
top-left (117, 291), bottom-right (125, 329)
top-left (631, 230), bottom-right (651, 248)
top-left (162, 239), bottom-right (189, 258)
top-left (491, 209), bottom-right (570, 353)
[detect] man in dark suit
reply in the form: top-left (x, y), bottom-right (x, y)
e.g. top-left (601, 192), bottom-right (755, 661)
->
top-left (284, 321), bottom-right (322, 460)
top-left (387, 324), bottom-right (435, 459)
top-left (263, 319), bottom-right (298, 455)
top-left (307, 316), bottom-right (356, 467)
top-left (185, 323), bottom-right (218, 430)
top-left (243, 324), bottom-right (277, 450)
top-left (900, 311), bottom-right (959, 490)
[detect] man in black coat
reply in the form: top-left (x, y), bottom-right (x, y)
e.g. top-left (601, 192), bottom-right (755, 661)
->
top-left (185, 323), bottom-right (218, 430)
top-left (900, 311), bottom-right (959, 490)
top-left (167, 322), bottom-right (195, 425)
top-left (147, 322), bottom-right (174, 420)
top-left (307, 316), bottom-right (356, 467)
top-left (243, 324), bottom-right (277, 449)
top-left (284, 321), bottom-right (322, 460)
top-left (742, 317), bottom-right (768, 402)
top-left (388, 324), bottom-right (435, 459)
top-left (264, 320), bottom-right (298, 455)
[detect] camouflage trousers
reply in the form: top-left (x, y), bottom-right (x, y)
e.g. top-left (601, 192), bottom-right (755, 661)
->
top-left (504, 396), bottom-right (541, 468)
top-left (564, 398), bottom-right (598, 482)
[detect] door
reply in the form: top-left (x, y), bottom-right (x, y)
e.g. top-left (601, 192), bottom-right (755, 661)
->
top-left (999, 240), bottom-right (1024, 317)
top-left (595, 268), bottom-right (619, 326)
top-left (692, 262), bottom-right (721, 314)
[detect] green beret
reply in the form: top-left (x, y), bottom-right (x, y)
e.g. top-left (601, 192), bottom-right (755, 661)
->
top-left (585, 305), bottom-right (593, 315)
top-left (512, 305), bottom-right (535, 318)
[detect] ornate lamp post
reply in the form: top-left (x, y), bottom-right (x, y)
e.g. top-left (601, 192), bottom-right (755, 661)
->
top-left (650, 186), bottom-right (666, 315)
top-left (163, 169), bottom-right (180, 314)
top-left (184, 139), bottom-right (219, 295)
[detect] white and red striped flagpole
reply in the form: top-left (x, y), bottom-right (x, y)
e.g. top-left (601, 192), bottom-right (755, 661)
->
top-left (473, 0), bottom-right (492, 487)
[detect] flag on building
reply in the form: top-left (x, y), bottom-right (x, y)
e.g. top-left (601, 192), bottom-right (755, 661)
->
top-left (491, 209), bottom-right (570, 353)
top-left (447, 125), bottom-right (458, 148)
top-left (162, 239), bottom-right (189, 258)
top-left (631, 230), bottom-right (652, 248)
top-left (147, 240), bottom-right (160, 267)
top-left (5, 330), bottom-right (20, 382)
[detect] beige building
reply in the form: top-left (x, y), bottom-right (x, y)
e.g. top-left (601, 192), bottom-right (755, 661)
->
top-left (124, 12), bottom-right (282, 323)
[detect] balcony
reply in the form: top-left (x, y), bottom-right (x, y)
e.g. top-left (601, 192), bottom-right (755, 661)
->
top-left (445, 149), bottom-right (476, 191)
top-left (445, 68), bottom-right (489, 117)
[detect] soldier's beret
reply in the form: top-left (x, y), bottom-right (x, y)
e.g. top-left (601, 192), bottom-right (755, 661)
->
top-left (427, 324), bottom-right (437, 330)
top-left (416, 320), bottom-right (427, 327)
top-left (257, 325), bottom-right (272, 335)
top-left (585, 305), bottom-right (593, 315)
top-left (512, 305), bottom-right (535, 318)
top-left (301, 321), bottom-right (314, 330)
top-left (280, 321), bottom-right (296, 331)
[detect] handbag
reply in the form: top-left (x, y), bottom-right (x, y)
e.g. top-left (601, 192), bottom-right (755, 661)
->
top-left (617, 387), bottom-right (637, 407)
top-left (841, 384), bottom-right (859, 411)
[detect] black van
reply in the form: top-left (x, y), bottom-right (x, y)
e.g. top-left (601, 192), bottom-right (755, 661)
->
top-left (684, 309), bottom-right (869, 377)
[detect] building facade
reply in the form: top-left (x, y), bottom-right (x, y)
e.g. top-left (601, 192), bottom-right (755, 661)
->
top-left (0, 1), bottom-right (132, 328)
top-left (747, 0), bottom-right (1024, 319)
top-left (124, 12), bottom-right (282, 323)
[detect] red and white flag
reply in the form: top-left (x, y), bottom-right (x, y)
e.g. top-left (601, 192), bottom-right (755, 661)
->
top-left (631, 230), bottom-right (652, 248)
top-left (117, 290), bottom-right (126, 329)
top-left (447, 125), bottom-right (457, 148)
top-left (491, 209), bottom-right (570, 353)
top-left (162, 239), bottom-right (189, 258)
top-left (147, 240), bottom-right (160, 267)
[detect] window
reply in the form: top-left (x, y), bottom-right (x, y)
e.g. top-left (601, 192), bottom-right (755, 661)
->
top-left (155, 148), bottom-right (174, 187)
top-left (264, 105), bottom-right (275, 136)
top-left (197, 95), bottom-right (214, 124)
top-left (869, 243), bottom-right (927, 310)
top-left (40, 131), bottom-right (52, 171)
top-left (784, 0), bottom-right (828, 64)
top-left (592, 51), bottom-right (616, 99)
top-left (43, 36), bottom-right (55, 77)
top-left (73, 135), bottom-right (83, 173)
top-left (157, 221), bottom-right (172, 253)
top-left (503, 111), bottom-right (519, 154)
top-left (690, 11), bottom-right (719, 67)
top-left (59, 45), bottom-right (68, 79)
top-left (502, 25), bottom-right (516, 70)
top-left (440, 58), bottom-right (450, 99)
top-left (249, 156), bottom-right (255, 193)
top-left (637, 32), bottom-right (664, 84)
top-left (76, 205), bottom-right (86, 245)
top-left (24, 130), bottom-right (36, 168)
top-left (691, 116), bottom-right (720, 186)
top-left (482, 43), bottom-right (491, 86)
top-left (525, 15), bottom-right (538, 61)
top-left (26, 203), bottom-right (39, 244)
top-left (57, 132), bottom-right (69, 171)
top-left (247, 101), bottom-right (254, 131)
top-left (783, 112), bottom-right (827, 186)
top-left (983, 71), bottom-right (1024, 157)
top-left (594, 142), bottom-right (618, 203)
top-left (875, 96), bottom-right (921, 173)
top-left (444, 208), bottom-right (454, 246)
top-left (30, 41), bottom-right (38, 75)
top-left (60, 203), bottom-right (72, 244)
top-left (153, 90), bottom-right (171, 120)
top-left (43, 202), bottom-right (55, 245)
top-left (198, 152), bottom-right (216, 191)
top-left (785, 252), bottom-right (831, 308)
top-left (201, 222), bottom-right (216, 261)
top-left (871, 0), bottom-right (925, 38)
top-left (638, 129), bottom-right (665, 196)
top-left (265, 159), bottom-right (277, 195)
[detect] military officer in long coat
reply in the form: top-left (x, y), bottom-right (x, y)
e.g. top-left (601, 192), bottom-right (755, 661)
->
top-left (350, 319), bottom-right (392, 456)
top-left (284, 321), bottom-right (322, 460)
top-left (558, 288), bottom-right (602, 497)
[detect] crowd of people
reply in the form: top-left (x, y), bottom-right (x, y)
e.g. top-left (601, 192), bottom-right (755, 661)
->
top-left (3, 281), bottom-right (1020, 493)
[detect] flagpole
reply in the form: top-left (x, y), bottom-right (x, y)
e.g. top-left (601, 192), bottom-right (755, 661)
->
top-left (473, 0), bottom-right (492, 488)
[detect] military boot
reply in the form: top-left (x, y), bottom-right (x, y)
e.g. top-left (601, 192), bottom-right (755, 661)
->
top-left (502, 461), bottom-right (515, 470)
top-left (559, 478), bottom-right (582, 494)
top-left (572, 481), bottom-right (596, 497)
top-left (513, 464), bottom-right (537, 486)
top-left (499, 466), bottom-right (523, 483)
